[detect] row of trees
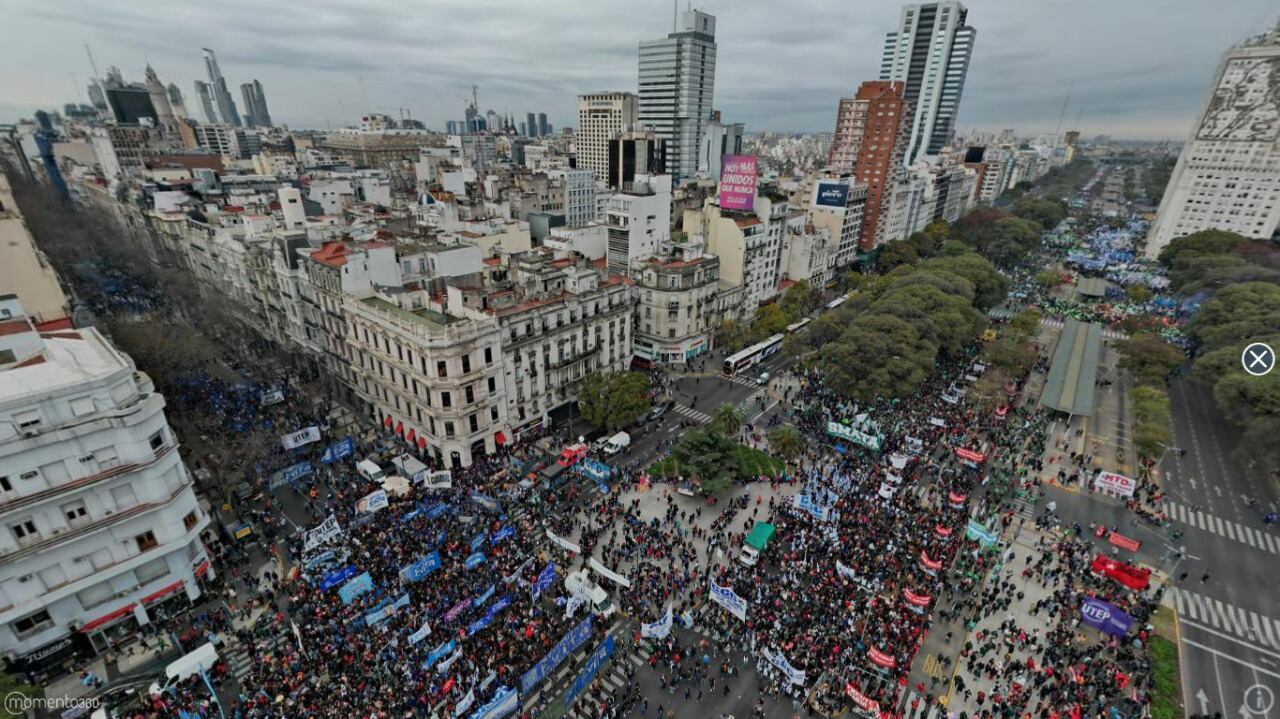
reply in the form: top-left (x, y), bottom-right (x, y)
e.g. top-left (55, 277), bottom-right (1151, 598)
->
top-left (1157, 229), bottom-right (1280, 296)
top-left (716, 279), bottom-right (825, 353)
top-left (968, 308), bottom-right (1043, 412)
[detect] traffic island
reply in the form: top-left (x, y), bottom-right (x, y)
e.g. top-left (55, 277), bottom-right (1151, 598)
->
top-left (1148, 605), bottom-right (1184, 719)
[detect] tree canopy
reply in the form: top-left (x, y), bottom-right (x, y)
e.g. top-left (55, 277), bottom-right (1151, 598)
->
top-left (577, 371), bottom-right (651, 430)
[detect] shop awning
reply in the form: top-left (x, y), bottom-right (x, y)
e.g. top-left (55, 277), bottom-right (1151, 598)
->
top-left (141, 580), bottom-right (185, 606)
top-left (406, 429), bottom-right (416, 444)
top-left (495, 431), bottom-right (507, 446)
top-left (395, 421), bottom-right (404, 435)
top-left (80, 603), bottom-right (136, 633)
top-left (383, 415), bottom-right (393, 428)
top-left (417, 436), bottom-right (427, 450)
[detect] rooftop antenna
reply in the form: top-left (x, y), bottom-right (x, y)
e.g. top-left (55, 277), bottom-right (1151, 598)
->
top-left (1073, 107), bottom-right (1083, 131)
top-left (673, 0), bottom-right (677, 31)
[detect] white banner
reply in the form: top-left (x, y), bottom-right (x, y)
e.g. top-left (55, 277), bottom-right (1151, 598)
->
top-left (884, 471), bottom-right (903, 484)
top-left (928, 417), bottom-right (946, 428)
top-left (260, 389), bottom-right (285, 407)
top-left (546, 529), bottom-right (581, 555)
top-left (454, 688), bottom-right (475, 717)
top-left (765, 648), bottom-right (807, 686)
top-left (709, 581), bottom-right (747, 621)
top-left (303, 514), bottom-right (343, 552)
top-left (641, 606), bottom-right (673, 640)
top-left (836, 560), bottom-right (880, 594)
top-left (282, 426), bottom-right (321, 450)
top-left (418, 469), bottom-right (453, 489)
top-left (1093, 470), bottom-right (1135, 497)
top-left (589, 558), bottom-right (631, 588)
top-left (889, 453), bottom-right (909, 470)
top-left (877, 482), bottom-right (896, 500)
top-left (356, 489), bottom-right (389, 514)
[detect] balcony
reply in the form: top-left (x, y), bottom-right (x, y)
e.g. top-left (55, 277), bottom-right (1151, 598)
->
top-left (0, 478), bottom-right (196, 565)
top-left (0, 443), bottom-right (179, 518)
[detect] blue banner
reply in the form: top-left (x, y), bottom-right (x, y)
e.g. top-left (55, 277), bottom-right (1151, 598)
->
top-left (400, 552), bottom-right (442, 583)
top-left (338, 572), bottom-right (375, 605)
top-left (794, 494), bottom-right (831, 522)
top-left (426, 503), bottom-right (450, 520)
top-left (320, 437), bottom-right (355, 465)
top-left (491, 526), bottom-right (515, 544)
top-left (408, 621), bottom-right (431, 646)
top-left (470, 493), bottom-right (501, 513)
top-left (490, 595), bottom-right (512, 614)
top-left (366, 593), bottom-right (410, 627)
top-left (470, 533), bottom-right (487, 552)
top-left (475, 585), bottom-right (496, 607)
top-left (1081, 598), bottom-right (1135, 636)
top-left (710, 581), bottom-right (747, 621)
top-left (578, 459), bottom-right (610, 482)
top-left (532, 562), bottom-right (557, 598)
top-left (520, 616), bottom-right (594, 695)
top-left (279, 461), bottom-right (313, 486)
top-left (467, 613), bottom-right (494, 636)
top-left (471, 686), bottom-right (518, 719)
top-left (465, 552), bottom-right (486, 570)
top-left (318, 565), bottom-right (357, 592)
top-left (423, 639), bottom-right (457, 671)
top-left (565, 635), bottom-right (615, 709)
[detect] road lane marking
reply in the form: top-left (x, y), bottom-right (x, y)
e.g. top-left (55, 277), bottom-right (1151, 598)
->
top-left (1183, 638), bottom-right (1280, 681)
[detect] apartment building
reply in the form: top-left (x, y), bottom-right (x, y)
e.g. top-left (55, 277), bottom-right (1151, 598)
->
top-left (0, 300), bottom-right (209, 673)
top-left (633, 245), bottom-right (721, 363)
top-left (576, 92), bottom-right (637, 185)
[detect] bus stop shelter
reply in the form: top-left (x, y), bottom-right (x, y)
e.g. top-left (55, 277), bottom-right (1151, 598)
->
top-left (1040, 319), bottom-right (1103, 417)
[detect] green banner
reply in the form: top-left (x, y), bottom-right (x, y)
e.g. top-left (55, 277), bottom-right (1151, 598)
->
top-left (825, 420), bottom-right (882, 452)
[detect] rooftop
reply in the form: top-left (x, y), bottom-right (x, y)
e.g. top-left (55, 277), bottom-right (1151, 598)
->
top-left (359, 296), bottom-right (454, 328)
top-left (1040, 319), bottom-right (1102, 417)
top-left (0, 327), bottom-right (128, 404)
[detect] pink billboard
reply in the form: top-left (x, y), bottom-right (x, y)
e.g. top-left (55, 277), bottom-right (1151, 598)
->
top-left (718, 155), bottom-right (758, 210)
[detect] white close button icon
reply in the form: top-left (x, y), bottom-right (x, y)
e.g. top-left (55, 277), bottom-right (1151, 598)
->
top-left (1242, 342), bottom-right (1276, 377)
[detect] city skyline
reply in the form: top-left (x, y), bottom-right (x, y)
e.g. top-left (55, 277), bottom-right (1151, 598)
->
top-left (1, 0), bottom-right (1276, 139)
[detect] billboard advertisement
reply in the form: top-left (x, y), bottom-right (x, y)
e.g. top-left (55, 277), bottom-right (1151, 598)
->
top-left (719, 155), bottom-right (758, 210)
top-left (815, 181), bottom-right (849, 208)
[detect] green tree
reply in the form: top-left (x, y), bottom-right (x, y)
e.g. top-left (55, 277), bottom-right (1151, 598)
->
top-left (1117, 333), bottom-right (1185, 387)
top-left (1007, 308), bottom-right (1043, 339)
top-left (919, 254), bottom-right (1008, 310)
top-left (1036, 270), bottom-right (1064, 289)
top-left (753, 303), bottom-right (791, 337)
top-left (1187, 282), bottom-right (1280, 350)
top-left (877, 240), bottom-right (919, 271)
top-left (1011, 197), bottom-right (1067, 230)
top-left (1131, 386), bottom-right (1172, 460)
top-left (0, 669), bottom-right (34, 718)
top-left (968, 367), bottom-right (1011, 412)
top-left (715, 319), bottom-right (751, 353)
top-left (779, 279), bottom-right (817, 321)
top-left (1157, 229), bottom-right (1246, 268)
top-left (767, 426), bottom-right (804, 461)
top-left (577, 371), bottom-right (651, 430)
top-left (821, 315), bottom-right (937, 402)
top-left (711, 402), bottom-right (746, 436)
top-left (668, 428), bottom-right (740, 493)
top-left (872, 283), bottom-right (987, 357)
top-left (907, 221), bottom-right (953, 258)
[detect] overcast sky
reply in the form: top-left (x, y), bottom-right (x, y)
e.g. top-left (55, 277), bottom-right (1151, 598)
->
top-left (2, 0), bottom-right (1275, 139)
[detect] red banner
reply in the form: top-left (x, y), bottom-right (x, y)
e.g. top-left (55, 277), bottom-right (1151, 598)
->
top-left (1108, 532), bottom-right (1141, 552)
top-left (935, 525), bottom-right (952, 538)
top-left (1090, 555), bottom-right (1150, 590)
top-left (947, 492), bottom-right (967, 508)
top-left (919, 551), bottom-right (942, 572)
top-left (846, 683), bottom-right (881, 714)
top-left (868, 647), bottom-right (897, 669)
top-left (955, 447), bottom-right (986, 463)
top-left (903, 589), bottom-right (931, 607)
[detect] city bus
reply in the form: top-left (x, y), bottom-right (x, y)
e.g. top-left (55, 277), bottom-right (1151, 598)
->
top-left (723, 334), bottom-right (784, 377)
top-left (825, 296), bottom-right (847, 311)
top-left (785, 318), bottom-right (811, 334)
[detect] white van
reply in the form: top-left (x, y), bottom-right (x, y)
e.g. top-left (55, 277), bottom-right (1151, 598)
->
top-left (603, 432), bottom-right (630, 456)
top-left (357, 459), bottom-right (384, 483)
top-left (565, 570), bottom-right (616, 618)
top-left (150, 642), bottom-right (218, 696)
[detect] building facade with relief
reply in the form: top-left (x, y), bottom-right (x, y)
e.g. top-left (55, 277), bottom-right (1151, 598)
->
top-left (0, 300), bottom-right (210, 672)
top-left (633, 245), bottom-right (721, 363)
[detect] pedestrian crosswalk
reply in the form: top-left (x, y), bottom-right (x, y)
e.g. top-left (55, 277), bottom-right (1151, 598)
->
top-left (1038, 317), bottom-right (1128, 340)
top-left (1164, 501), bottom-right (1280, 555)
top-left (900, 689), bottom-right (946, 719)
top-left (738, 388), bottom-right (767, 416)
top-left (672, 404), bottom-right (711, 424)
top-left (1173, 589), bottom-right (1280, 651)
top-left (564, 636), bottom-right (651, 719)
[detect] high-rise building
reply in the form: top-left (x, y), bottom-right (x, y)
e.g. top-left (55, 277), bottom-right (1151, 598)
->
top-left (577, 92), bottom-right (638, 185)
top-left (1146, 22), bottom-right (1280, 257)
top-left (202, 48), bottom-right (241, 127)
top-left (144, 66), bottom-right (178, 135)
top-left (606, 173), bottom-right (672, 274)
top-left (538, 113), bottom-right (550, 137)
top-left (86, 81), bottom-right (107, 112)
top-left (104, 86), bottom-right (157, 126)
top-left (526, 112), bottom-right (538, 137)
top-left (193, 81), bottom-right (218, 124)
top-left (239, 80), bottom-right (272, 128)
top-left (826, 81), bottom-right (913, 249)
top-left (167, 83), bottom-right (188, 120)
top-left (698, 118), bottom-right (743, 180)
top-left (879, 2), bottom-right (976, 165)
top-left (0, 297), bottom-right (211, 665)
top-left (638, 9), bottom-right (717, 182)
top-left (608, 128), bottom-right (667, 189)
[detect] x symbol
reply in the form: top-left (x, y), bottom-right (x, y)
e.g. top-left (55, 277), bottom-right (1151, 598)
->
top-left (1248, 350), bottom-right (1269, 368)
top-left (1242, 342), bottom-right (1275, 376)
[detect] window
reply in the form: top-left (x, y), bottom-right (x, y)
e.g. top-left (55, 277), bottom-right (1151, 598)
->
top-left (441, 391), bottom-right (452, 408)
top-left (437, 360), bottom-right (448, 378)
top-left (15, 410), bottom-right (40, 431)
top-left (149, 430), bottom-right (166, 451)
top-left (464, 385), bottom-right (475, 404)
top-left (469, 414), bottom-right (479, 433)
top-left (487, 377), bottom-right (496, 394)
top-left (11, 519), bottom-right (37, 540)
top-left (462, 355), bottom-right (472, 374)
top-left (183, 510), bottom-right (200, 531)
top-left (484, 347), bottom-right (493, 365)
top-left (490, 407), bottom-right (499, 422)
top-left (444, 421), bottom-right (455, 439)
top-left (135, 530), bottom-right (159, 552)
top-left (62, 501), bottom-right (88, 524)
top-left (12, 610), bottom-right (52, 638)
top-left (0, 476), bottom-right (10, 492)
